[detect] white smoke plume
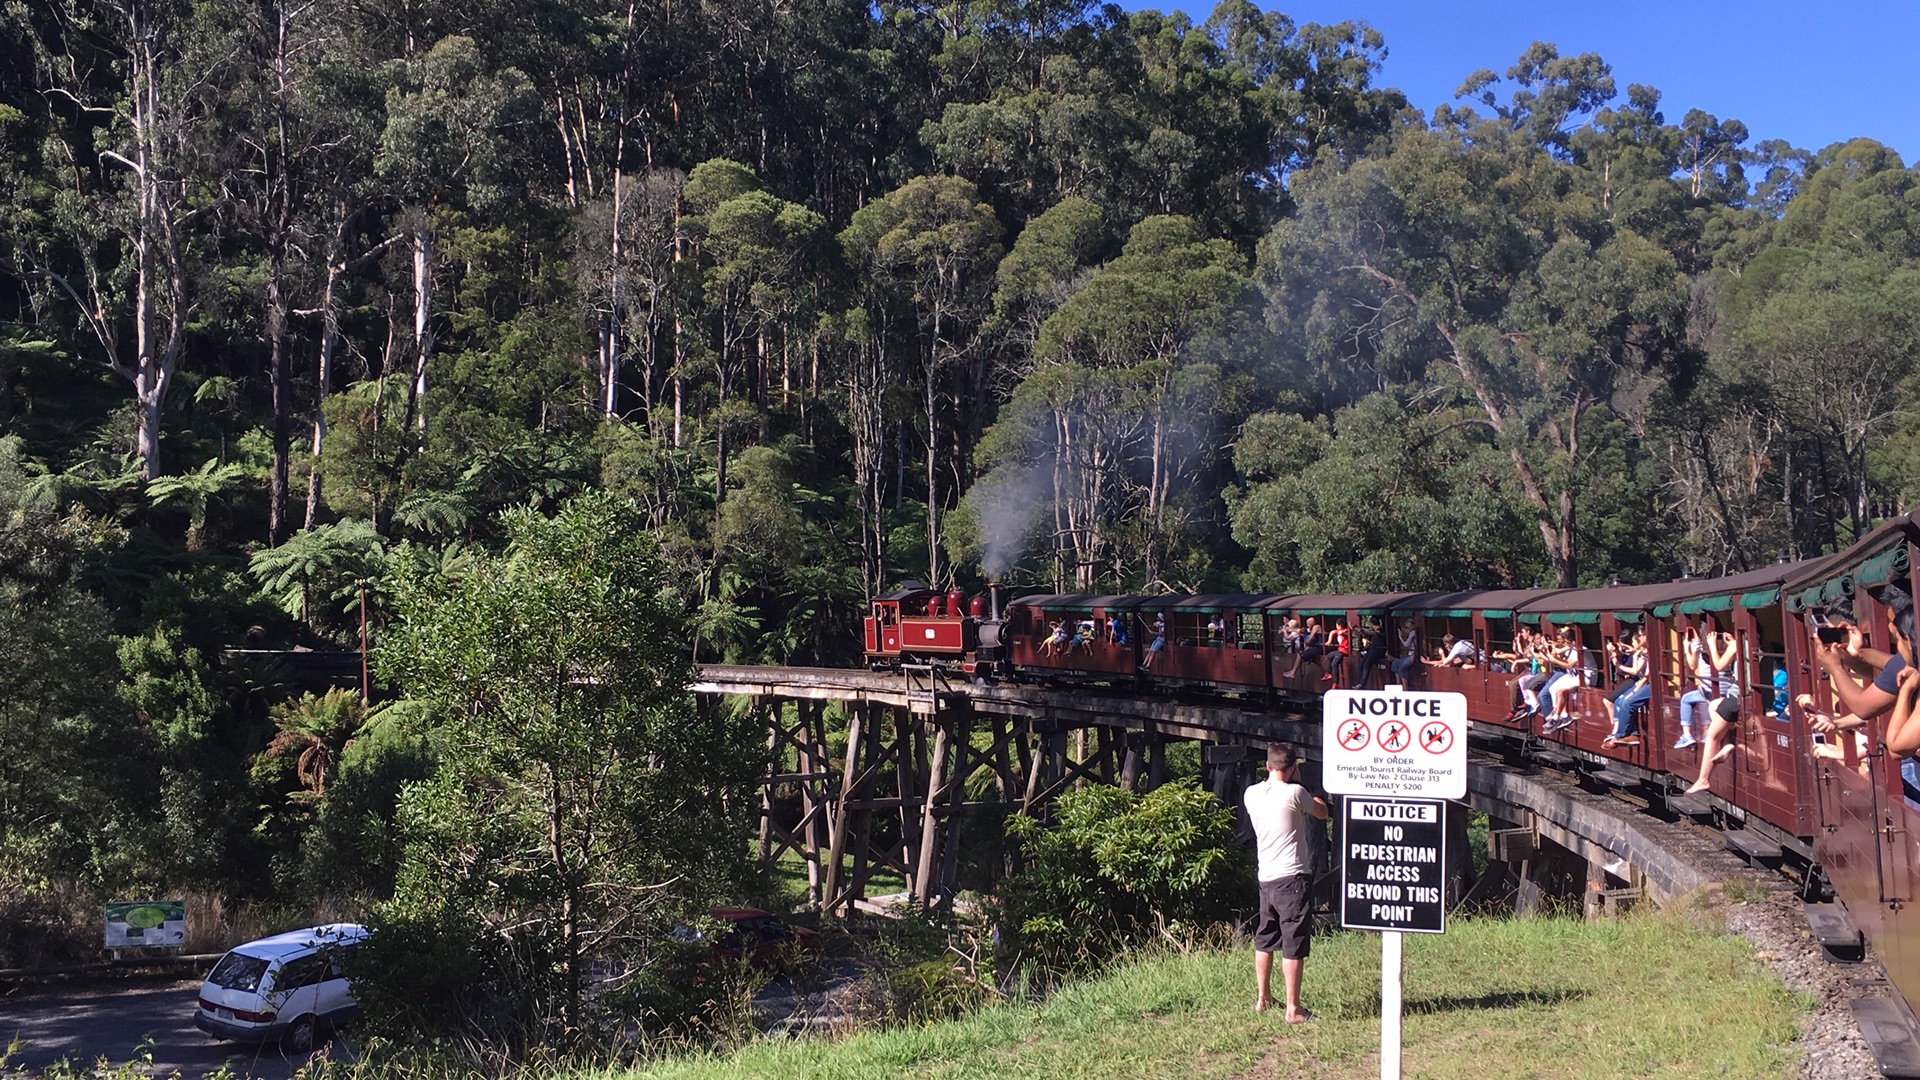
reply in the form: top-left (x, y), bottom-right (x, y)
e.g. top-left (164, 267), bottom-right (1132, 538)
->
top-left (970, 464), bottom-right (1053, 579)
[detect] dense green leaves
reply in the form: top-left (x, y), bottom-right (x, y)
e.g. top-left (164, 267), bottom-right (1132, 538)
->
top-left (998, 782), bottom-right (1250, 980)
top-left (368, 492), bottom-right (762, 1041)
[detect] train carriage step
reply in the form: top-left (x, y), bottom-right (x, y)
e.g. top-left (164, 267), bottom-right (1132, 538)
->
top-left (1529, 744), bottom-right (1578, 769)
top-left (1585, 764), bottom-right (1645, 790)
top-left (1806, 902), bottom-right (1866, 962)
top-left (1662, 791), bottom-right (1715, 819)
top-left (1721, 827), bottom-right (1782, 866)
top-left (1850, 996), bottom-right (1920, 1078)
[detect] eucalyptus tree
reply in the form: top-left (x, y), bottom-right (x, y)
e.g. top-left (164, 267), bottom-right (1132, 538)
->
top-left (1030, 215), bottom-right (1259, 586)
top-left (12, 0), bottom-right (237, 481)
top-left (374, 33), bottom-right (537, 438)
top-left (1264, 51), bottom-right (1690, 587)
top-left (573, 169), bottom-right (688, 425)
top-left (1228, 395), bottom-right (1542, 592)
top-left (1709, 140), bottom-right (1920, 548)
top-left (841, 175), bottom-right (1002, 586)
top-left (681, 159), bottom-right (829, 503)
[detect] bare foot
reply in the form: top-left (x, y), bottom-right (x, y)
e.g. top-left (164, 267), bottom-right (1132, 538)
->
top-left (1684, 781), bottom-right (1709, 794)
top-left (1285, 1007), bottom-right (1318, 1024)
top-left (1254, 996), bottom-right (1272, 1014)
top-left (1713, 744), bottom-right (1736, 763)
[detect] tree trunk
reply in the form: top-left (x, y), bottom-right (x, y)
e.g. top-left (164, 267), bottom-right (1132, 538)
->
top-left (264, 0), bottom-right (295, 544)
top-left (407, 223), bottom-right (434, 435)
top-left (267, 265), bottom-right (290, 542)
top-left (602, 169), bottom-right (623, 416)
top-left (305, 232), bottom-right (342, 530)
top-left (925, 307), bottom-right (943, 587)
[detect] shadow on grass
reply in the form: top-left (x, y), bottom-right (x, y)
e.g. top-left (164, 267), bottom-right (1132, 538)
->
top-left (1398, 987), bottom-right (1589, 1014)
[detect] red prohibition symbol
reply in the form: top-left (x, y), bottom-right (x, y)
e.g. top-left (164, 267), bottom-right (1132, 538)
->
top-left (1420, 722), bottom-right (1454, 754)
top-left (1337, 719), bottom-right (1371, 751)
top-left (1378, 720), bottom-right (1411, 753)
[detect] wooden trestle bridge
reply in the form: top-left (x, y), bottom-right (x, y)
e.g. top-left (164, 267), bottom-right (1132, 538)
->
top-left (694, 666), bottom-right (1776, 918)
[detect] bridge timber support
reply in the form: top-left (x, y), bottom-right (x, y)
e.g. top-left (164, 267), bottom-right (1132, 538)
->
top-left (695, 666), bottom-right (1775, 919)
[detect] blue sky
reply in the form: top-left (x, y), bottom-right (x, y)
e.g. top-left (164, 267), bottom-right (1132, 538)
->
top-left (1129, 1), bottom-right (1920, 162)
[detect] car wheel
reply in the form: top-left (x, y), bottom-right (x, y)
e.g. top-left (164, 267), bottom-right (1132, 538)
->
top-left (282, 1015), bottom-right (318, 1055)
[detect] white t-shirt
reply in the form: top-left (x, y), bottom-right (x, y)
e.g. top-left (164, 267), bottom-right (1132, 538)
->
top-left (1445, 639), bottom-right (1476, 664)
top-left (1245, 777), bottom-right (1313, 881)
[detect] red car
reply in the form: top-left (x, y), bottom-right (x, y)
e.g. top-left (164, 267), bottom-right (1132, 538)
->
top-left (677, 907), bottom-right (819, 973)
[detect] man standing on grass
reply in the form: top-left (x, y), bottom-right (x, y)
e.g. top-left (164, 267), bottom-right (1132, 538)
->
top-left (1247, 742), bottom-right (1328, 1021)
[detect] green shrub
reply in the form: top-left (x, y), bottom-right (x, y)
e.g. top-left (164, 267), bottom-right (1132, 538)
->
top-left (996, 782), bottom-right (1251, 981)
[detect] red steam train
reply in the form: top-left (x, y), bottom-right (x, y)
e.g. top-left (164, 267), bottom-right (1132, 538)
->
top-left (865, 516), bottom-right (1920, 1061)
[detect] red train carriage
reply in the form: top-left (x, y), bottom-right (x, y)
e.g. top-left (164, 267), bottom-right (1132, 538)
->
top-left (1514, 566), bottom-right (1815, 831)
top-left (1133, 596), bottom-right (1274, 690)
top-left (1383, 589), bottom-right (1566, 727)
top-left (1261, 594), bottom-right (1422, 698)
top-left (1782, 525), bottom-right (1920, 1008)
top-left (1004, 595), bottom-right (1146, 680)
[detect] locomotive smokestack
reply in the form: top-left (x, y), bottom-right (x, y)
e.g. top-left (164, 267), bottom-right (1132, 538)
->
top-left (988, 582), bottom-right (1004, 621)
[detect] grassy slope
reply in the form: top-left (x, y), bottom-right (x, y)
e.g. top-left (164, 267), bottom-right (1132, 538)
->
top-left (628, 912), bottom-right (1804, 1080)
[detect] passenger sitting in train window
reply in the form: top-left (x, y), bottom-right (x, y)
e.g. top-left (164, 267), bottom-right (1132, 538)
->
top-left (1355, 623), bottom-right (1388, 686)
top-left (1506, 630), bottom-right (1548, 720)
top-left (1324, 621), bottom-right (1350, 686)
top-left (1107, 614), bottom-right (1128, 645)
top-left (1675, 619), bottom-right (1737, 751)
top-left (1280, 618), bottom-right (1326, 679)
top-left (1205, 614), bottom-right (1225, 644)
top-left (1071, 618), bottom-right (1096, 654)
top-left (1389, 624), bottom-right (1421, 683)
top-left (1540, 625), bottom-right (1584, 734)
top-left (1603, 634), bottom-right (1650, 748)
top-left (1683, 693), bottom-right (1743, 794)
top-left (1800, 587), bottom-right (1916, 801)
top-left (1768, 658), bottom-right (1789, 719)
top-left (1140, 614), bottom-right (1167, 671)
top-left (1424, 633), bottom-right (1476, 670)
top-left (1041, 619), bottom-right (1068, 657)
top-left (1281, 617), bottom-right (1303, 653)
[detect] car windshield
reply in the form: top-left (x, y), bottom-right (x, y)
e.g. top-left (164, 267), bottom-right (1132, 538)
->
top-left (206, 951), bottom-right (271, 992)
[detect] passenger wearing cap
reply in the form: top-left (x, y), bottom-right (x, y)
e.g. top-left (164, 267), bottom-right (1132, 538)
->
top-left (1683, 692), bottom-right (1743, 795)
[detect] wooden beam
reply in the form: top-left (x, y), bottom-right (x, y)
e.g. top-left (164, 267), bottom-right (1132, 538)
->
top-left (821, 703), bottom-right (864, 912)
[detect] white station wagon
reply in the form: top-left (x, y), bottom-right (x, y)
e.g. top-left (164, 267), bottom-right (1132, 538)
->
top-left (194, 923), bottom-right (367, 1052)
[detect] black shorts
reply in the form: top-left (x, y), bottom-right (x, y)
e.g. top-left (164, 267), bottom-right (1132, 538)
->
top-left (1256, 874), bottom-right (1312, 959)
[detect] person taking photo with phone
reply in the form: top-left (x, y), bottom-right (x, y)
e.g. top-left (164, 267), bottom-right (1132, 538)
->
top-left (1246, 743), bottom-right (1328, 1023)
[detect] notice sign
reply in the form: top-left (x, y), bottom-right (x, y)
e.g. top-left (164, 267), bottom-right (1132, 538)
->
top-left (1341, 798), bottom-right (1446, 934)
top-left (1322, 687), bottom-right (1468, 799)
top-left (104, 900), bottom-right (186, 949)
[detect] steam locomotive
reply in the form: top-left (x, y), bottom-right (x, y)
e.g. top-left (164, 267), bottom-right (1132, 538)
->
top-left (864, 514), bottom-right (1920, 1059)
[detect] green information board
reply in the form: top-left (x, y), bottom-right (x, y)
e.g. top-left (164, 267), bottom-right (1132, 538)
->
top-left (104, 900), bottom-right (186, 949)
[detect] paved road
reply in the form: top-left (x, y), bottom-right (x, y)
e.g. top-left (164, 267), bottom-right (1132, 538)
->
top-left (0, 981), bottom-right (344, 1079)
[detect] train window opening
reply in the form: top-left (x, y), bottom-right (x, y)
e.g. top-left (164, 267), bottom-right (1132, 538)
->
top-left (1576, 625), bottom-right (1603, 687)
top-left (1235, 612), bottom-right (1263, 649)
top-left (1486, 619), bottom-right (1515, 672)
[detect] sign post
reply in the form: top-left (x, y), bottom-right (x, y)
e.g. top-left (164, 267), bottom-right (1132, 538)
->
top-left (1322, 686), bottom-right (1466, 1080)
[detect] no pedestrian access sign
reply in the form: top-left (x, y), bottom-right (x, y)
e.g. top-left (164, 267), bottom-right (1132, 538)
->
top-left (1341, 798), bottom-right (1446, 934)
top-left (1322, 687), bottom-right (1468, 800)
